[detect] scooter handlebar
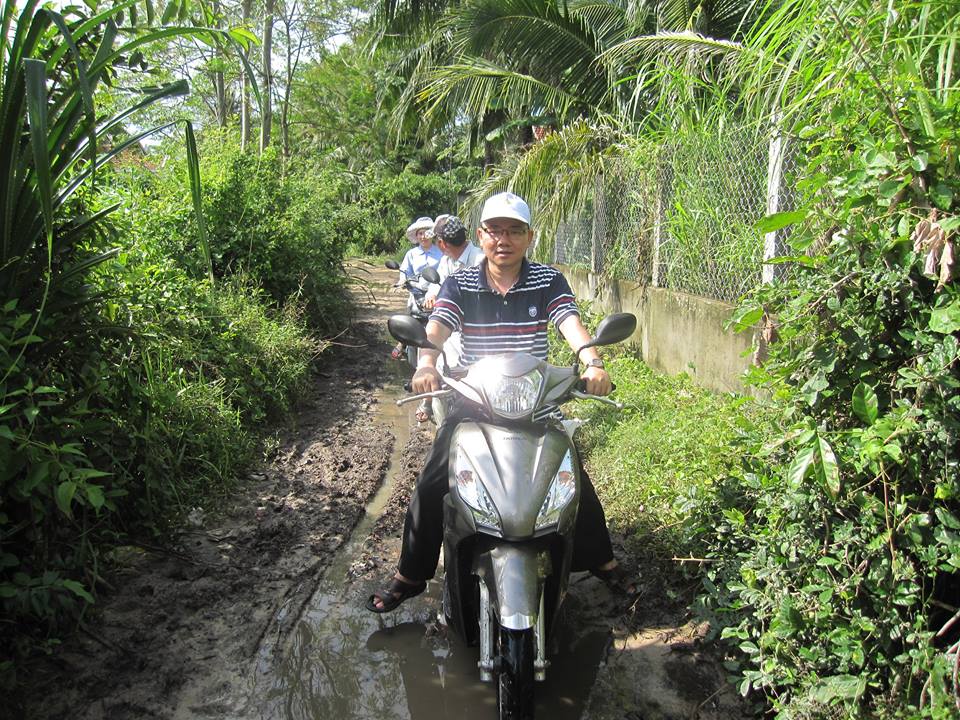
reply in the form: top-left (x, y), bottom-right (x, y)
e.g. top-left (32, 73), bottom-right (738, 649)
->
top-left (574, 378), bottom-right (617, 393)
top-left (395, 389), bottom-right (454, 406)
top-left (570, 388), bottom-right (624, 410)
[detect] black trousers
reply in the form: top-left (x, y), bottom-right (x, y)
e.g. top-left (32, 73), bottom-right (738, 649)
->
top-left (398, 408), bottom-right (615, 581)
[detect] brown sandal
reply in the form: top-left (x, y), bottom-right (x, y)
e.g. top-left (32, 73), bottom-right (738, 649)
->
top-left (365, 577), bottom-right (427, 613)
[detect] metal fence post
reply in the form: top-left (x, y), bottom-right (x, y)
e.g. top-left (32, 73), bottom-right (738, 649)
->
top-left (764, 118), bottom-right (786, 284)
top-left (650, 148), bottom-right (667, 287)
top-left (591, 175), bottom-right (605, 275)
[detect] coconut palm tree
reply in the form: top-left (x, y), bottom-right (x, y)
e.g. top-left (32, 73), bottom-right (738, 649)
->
top-left (369, 0), bottom-right (773, 221)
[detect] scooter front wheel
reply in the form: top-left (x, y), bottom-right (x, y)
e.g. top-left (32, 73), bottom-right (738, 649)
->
top-left (497, 627), bottom-right (535, 720)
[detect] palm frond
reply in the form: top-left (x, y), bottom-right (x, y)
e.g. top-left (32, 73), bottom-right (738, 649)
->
top-left (462, 118), bottom-right (626, 235)
top-left (420, 57), bottom-right (583, 125)
top-left (453, 0), bottom-right (610, 106)
top-left (600, 29), bottom-right (750, 69)
top-left (568, 0), bottom-right (641, 46)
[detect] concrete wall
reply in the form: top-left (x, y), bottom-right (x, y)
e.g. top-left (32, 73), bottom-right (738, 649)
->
top-left (557, 265), bottom-right (753, 393)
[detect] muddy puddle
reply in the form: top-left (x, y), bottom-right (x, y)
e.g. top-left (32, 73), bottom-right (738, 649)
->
top-left (246, 390), bottom-right (611, 720)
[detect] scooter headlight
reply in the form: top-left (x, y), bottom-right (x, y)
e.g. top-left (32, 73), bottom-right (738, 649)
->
top-left (480, 369), bottom-right (543, 419)
top-left (454, 453), bottom-right (501, 531)
top-left (535, 451), bottom-right (577, 531)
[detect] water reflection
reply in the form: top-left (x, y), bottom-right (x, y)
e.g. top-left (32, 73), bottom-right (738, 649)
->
top-left (366, 614), bottom-right (610, 720)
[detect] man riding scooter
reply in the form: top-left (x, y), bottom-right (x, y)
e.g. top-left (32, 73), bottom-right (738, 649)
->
top-left (367, 192), bottom-right (636, 613)
top-left (415, 214), bottom-right (484, 423)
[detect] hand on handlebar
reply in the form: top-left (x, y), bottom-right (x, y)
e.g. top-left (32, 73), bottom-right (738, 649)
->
top-left (579, 366), bottom-right (612, 396)
top-left (423, 294), bottom-right (436, 311)
top-left (412, 366), bottom-right (442, 393)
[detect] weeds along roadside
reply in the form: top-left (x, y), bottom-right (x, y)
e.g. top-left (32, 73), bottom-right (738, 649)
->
top-left (0, 133), bottom-right (348, 691)
top-left (546, 308), bottom-right (774, 593)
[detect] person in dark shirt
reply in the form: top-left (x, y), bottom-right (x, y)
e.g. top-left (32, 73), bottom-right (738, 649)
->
top-left (367, 192), bottom-right (633, 612)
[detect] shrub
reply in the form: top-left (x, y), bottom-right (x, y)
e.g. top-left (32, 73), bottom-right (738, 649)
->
top-left (687, 1), bottom-right (960, 715)
top-left (351, 169), bottom-right (467, 255)
top-left (110, 133), bottom-right (349, 331)
top-left (572, 356), bottom-right (769, 569)
top-left (0, 0), bottom-right (339, 694)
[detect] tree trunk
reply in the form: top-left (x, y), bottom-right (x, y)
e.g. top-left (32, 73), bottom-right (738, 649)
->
top-left (481, 110), bottom-right (505, 169)
top-left (212, 0), bottom-right (226, 127)
top-left (281, 11), bottom-right (293, 158)
top-left (260, 0), bottom-right (274, 153)
top-left (240, 0), bottom-right (252, 150)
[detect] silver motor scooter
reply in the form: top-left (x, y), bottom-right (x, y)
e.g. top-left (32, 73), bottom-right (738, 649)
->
top-left (387, 312), bottom-right (637, 720)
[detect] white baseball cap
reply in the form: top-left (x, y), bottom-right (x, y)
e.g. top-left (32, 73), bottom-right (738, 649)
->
top-left (480, 192), bottom-right (531, 226)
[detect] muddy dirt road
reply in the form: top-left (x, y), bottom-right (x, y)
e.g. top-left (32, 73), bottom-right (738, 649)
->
top-left (21, 263), bottom-right (743, 720)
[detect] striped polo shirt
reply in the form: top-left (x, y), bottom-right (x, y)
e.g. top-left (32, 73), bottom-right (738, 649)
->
top-left (430, 259), bottom-right (580, 363)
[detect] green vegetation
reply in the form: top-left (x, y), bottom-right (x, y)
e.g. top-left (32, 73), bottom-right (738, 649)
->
top-left (0, 0), bottom-right (351, 686)
top-left (682, 2), bottom-right (959, 717)
top-left (5, 0), bottom-right (959, 715)
top-left (577, 357), bottom-right (768, 547)
top-left (545, 0), bottom-right (960, 714)
top-left (109, 134), bottom-right (350, 330)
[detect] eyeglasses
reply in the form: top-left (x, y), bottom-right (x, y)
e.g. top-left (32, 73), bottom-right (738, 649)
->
top-left (480, 225), bottom-right (528, 240)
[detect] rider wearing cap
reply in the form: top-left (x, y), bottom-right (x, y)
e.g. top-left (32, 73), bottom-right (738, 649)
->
top-left (424, 215), bottom-right (484, 307)
top-left (422, 214), bottom-right (484, 372)
top-left (368, 192), bottom-right (633, 612)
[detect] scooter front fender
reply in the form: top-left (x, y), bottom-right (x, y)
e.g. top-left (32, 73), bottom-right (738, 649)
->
top-left (473, 544), bottom-right (548, 631)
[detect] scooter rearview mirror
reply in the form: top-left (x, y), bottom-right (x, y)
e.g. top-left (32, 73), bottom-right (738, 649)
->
top-left (592, 313), bottom-right (637, 346)
top-left (575, 312), bottom-right (637, 361)
top-left (385, 260), bottom-right (400, 270)
top-left (421, 266), bottom-right (441, 285)
top-left (387, 314), bottom-right (438, 350)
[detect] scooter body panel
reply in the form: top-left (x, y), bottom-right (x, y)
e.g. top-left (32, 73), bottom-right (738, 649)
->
top-left (442, 420), bottom-right (580, 647)
top-left (448, 422), bottom-right (580, 539)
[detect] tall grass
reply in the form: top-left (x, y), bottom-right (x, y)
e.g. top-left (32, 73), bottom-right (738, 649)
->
top-left (0, 0), bottom-right (327, 695)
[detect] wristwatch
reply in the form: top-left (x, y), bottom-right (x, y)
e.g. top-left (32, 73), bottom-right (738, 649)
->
top-left (585, 358), bottom-right (605, 369)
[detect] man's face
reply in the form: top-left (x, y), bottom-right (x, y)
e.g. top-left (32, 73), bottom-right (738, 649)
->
top-left (437, 237), bottom-right (454, 258)
top-left (477, 218), bottom-right (532, 271)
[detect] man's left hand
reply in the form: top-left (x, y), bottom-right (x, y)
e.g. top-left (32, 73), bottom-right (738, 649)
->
top-left (580, 366), bottom-right (612, 396)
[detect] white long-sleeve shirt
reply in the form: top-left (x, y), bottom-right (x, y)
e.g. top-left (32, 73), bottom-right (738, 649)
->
top-left (426, 242), bottom-right (484, 298)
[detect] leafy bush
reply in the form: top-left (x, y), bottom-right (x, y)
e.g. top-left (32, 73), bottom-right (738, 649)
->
top-left (685, 2), bottom-right (960, 716)
top-left (102, 267), bottom-right (316, 528)
top-left (0, 0), bottom-right (216, 674)
top-left (578, 358), bottom-right (764, 535)
top-left (2, 247), bottom-right (319, 658)
top-left (0, 3), bottom-right (339, 686)
top-left (349, 169), bottom-right (467, 255)
top-left (110, 134), bottom-right (349, 331)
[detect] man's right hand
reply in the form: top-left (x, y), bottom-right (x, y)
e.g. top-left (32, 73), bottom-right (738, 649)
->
top-left (412, 366), bottom-right (442, 393)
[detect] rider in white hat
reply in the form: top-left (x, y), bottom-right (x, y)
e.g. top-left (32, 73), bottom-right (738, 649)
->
top-left (392, 216), bottom-right (444, 360)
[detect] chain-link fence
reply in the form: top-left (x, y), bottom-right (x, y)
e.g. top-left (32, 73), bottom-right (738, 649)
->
top-left (544, 125), bottom-right (801, 304)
